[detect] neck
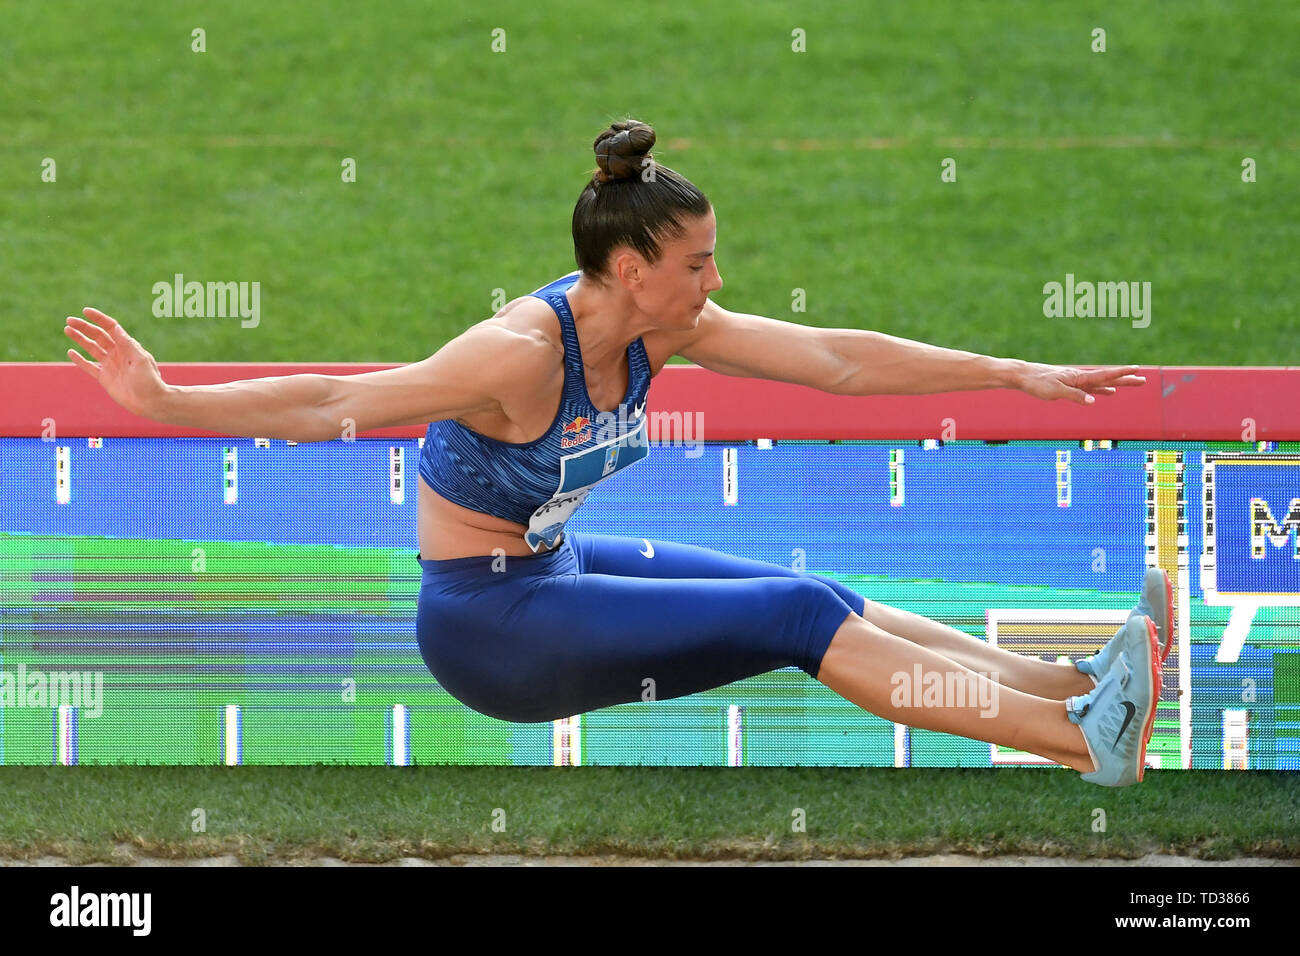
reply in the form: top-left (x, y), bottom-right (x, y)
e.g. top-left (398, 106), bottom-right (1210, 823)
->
top-left (565, 273), bottom-right (649, 369)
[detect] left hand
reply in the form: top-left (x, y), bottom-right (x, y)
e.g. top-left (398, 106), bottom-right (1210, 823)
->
top-left (1016, 362), bottom-right (1146, 405)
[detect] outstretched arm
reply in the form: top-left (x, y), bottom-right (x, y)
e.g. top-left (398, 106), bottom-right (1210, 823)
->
top-left (64, 306), bottom-right (543, 441)
top-left (675, 300), bottom-right (1145, 405)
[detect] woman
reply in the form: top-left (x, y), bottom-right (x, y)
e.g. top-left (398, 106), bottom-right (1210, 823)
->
top-left (65, 119), bottom-right (1169, 786)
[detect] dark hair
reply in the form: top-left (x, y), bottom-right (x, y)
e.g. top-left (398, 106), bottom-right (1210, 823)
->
top-left (572, 119), bottom-right (711, 279)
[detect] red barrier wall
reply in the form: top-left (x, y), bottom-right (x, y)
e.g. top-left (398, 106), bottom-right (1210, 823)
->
top-left (1, 363), bottom-right (1297, 440)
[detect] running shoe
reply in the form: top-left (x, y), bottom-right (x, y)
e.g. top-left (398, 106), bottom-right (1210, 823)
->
top-left (1078, 566), bottom-right (1173, 682)
top-left (1066, 615), bottom-right (1161, 787)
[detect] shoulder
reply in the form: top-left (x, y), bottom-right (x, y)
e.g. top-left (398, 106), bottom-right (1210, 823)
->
top-left (442, 296), bottom-right (563, 400)
top-left (483, 295), bottom-right (565, 360)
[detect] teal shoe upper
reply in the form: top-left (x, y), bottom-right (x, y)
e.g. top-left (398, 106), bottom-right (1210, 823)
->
top-left (1078, 568), bottom-right (1168, 678)
top-left (1067, 619), bottom-right (1157, 787)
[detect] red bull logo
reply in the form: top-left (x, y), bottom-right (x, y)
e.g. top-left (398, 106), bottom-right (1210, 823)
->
top-left (561, 415), bottom-right (592, 448)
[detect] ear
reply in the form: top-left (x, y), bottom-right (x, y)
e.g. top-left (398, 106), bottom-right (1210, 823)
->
top-left (612, 250), bottom-right (645, 291)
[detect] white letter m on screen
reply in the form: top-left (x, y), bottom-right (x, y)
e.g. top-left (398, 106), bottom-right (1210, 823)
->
top-left (1251, 497), bottom-right (1300, 558)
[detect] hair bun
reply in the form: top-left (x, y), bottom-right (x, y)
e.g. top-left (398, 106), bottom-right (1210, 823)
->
top-left (593, 120), bottom-right (656, 183)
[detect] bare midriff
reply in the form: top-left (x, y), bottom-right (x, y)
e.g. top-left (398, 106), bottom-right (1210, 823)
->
top-left (418, 475), bottom-right (562, 560)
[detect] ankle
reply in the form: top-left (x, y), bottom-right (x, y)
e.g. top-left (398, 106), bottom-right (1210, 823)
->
top-left (1059, 661), bottom-right (1098, 699)
top-left (1068, 717), bottom-right (1099, 774)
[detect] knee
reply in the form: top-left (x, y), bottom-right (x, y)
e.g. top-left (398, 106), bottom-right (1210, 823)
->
top-left (800, 570), bottom-right (868, 621)
top-left (769, 574), bottom-right (841, 606)
top-left (768, 577), bottom-right (856, 660)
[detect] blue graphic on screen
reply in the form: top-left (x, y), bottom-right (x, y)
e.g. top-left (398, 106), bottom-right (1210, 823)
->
top-left (1, 436), bottom-right (1297, 768)
top-left (1214, 460), bottom-right (1300, 595)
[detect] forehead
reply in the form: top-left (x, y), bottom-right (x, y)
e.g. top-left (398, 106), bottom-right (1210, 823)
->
top-left (688, 207), bottom-right (716, 234)
top-left (668, 207), bottom-right (716, 248)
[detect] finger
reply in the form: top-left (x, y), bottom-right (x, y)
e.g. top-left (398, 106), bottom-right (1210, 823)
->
top-left (1080, 373), bottom-right (1145, 390)
top-left (1049, 383), bottom-right (1094, 405)
top-left (67, 348), bottom-right (101, 380)
top-left (66, 315), bottom-right (116, 351)
top-left (83, 307), bottom-right (129, 343)
top-left (65, 322), bottom-right (109, 360)
top-left (1079, 367), bottom-right (1146, 386)
top-left (1101, 370), bottom-right (1146, 384)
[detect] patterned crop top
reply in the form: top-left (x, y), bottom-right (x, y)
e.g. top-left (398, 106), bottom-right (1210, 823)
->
top-left (419, 272), bottom-right (653, 552)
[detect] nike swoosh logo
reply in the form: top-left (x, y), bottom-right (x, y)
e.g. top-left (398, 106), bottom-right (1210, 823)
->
top-left (1113, 701), bottom-right (1137, 748)
top-left (640, 539), bottom-right (654, 558)
top-left (633, 398), bottom-right (647, 417)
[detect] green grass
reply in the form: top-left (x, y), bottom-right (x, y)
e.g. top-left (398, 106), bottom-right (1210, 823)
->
top-left (1, 0), bottom-right (1297, 366)
top-left (0, 766), bottom-right (1295, 863)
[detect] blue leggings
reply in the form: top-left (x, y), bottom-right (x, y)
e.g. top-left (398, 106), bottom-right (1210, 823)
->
top-left (415, 532), bottom-right (864, 723)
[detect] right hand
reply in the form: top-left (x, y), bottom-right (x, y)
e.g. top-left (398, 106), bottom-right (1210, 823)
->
top-left (64, 308), bottom-right (169, 417)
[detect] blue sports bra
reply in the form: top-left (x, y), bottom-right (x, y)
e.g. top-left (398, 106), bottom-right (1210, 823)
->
top-left (419, 272), bottom-right (653, 551)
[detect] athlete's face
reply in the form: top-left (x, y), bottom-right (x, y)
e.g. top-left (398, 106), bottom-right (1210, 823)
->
top-left (619, 208), bottom-right (723, 329)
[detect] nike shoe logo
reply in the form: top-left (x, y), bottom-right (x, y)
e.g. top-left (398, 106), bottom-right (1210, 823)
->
top-left (1113, 701), bottom-right (1137, 748)
top-left (640, 539), bottom-right (654, 558)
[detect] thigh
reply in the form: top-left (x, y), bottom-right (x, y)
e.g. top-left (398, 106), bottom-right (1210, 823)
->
top-left (567, 532), bottom-right (867, 617)
top-left (417, 565), bottom-right (856, 723)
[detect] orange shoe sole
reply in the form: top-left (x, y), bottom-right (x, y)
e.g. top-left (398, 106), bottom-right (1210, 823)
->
top-left (1136, 616), bottom-right (1162, 783)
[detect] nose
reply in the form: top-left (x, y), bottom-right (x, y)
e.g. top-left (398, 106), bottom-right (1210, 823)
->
top-left (706, 260), bottom-right (723, 293)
